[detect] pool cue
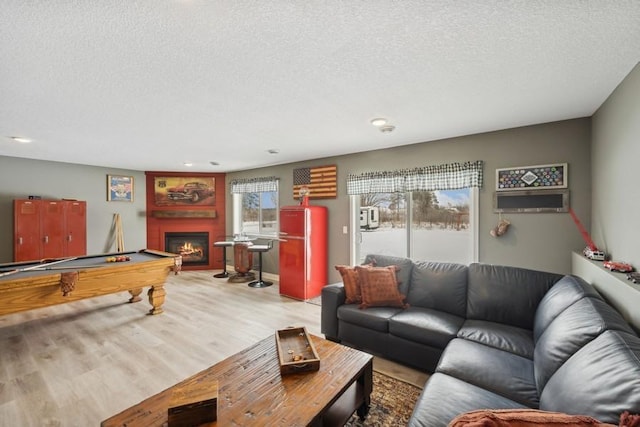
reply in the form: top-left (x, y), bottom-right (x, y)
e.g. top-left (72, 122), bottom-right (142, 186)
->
top-left (0, 257), bottom-right (78, 278)
top-left (115, 213), bottom-right (125, 252)
top-left (31, 264), bottom-right (105, 270)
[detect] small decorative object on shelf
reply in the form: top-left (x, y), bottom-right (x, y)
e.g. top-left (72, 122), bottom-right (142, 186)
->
top-left (603, 260), bottom-right (634, 273)
top-left (583, 247), bottom-right (606, 261)
top-left (569, 208), bottom-right (607, 261)
top-left (626, 272), bottom-right (640, 283)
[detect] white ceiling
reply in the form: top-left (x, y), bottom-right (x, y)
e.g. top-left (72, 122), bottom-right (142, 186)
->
top-left (1, 1), bottom-right (639, 173)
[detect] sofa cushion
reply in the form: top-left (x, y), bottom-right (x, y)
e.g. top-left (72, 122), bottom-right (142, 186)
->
top-left (334, 265), bottom-right (365, 304)
top-left (539, 330), bottom-right (640, 423)
top-left (364, 254), bottom-right (414, 296)
top-left (389, 306), bottom-right (464, 349)
top-left (437, 338), bottom-right (539, 407)
top-left (458, 319), bottom-right (534, 359)
top-left (406, 261), bottom-right (468, 317)
top-left (337, 304), bottom-right (403, 332)
top-left (408, 373), bottom-right (528, 427)
top-left (357, 265), bottom-right (408, 308)
top-left (467, 264), bottom-right (563, 329)
top-left (533, 275), bottom-right (603, 341)
top-left (534, 297), bottom-right (635, 392)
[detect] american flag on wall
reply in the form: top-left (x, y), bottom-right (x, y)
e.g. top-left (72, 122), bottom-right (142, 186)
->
top-left (293, 165), bottom-right (337, 199)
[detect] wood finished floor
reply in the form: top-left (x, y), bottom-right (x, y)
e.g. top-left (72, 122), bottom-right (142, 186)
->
top-left (0, 270), bottom-right (427, 427)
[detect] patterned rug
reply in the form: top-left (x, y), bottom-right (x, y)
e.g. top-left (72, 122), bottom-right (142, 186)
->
top-left (345, 371), bottom-right (423, 426)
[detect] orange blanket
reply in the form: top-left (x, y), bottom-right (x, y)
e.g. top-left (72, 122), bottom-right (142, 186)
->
top-left (448, 409), bottom-right (617, 427)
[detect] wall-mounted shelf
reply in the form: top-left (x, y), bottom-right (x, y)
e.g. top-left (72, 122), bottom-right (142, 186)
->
top-left (151, 210), bottom-right (217, 218)
top-left (572, 252), bottom-right (640, 331)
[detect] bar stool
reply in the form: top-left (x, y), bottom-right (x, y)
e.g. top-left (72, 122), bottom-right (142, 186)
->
top-left (247, 240), bottom-right (273, 288)
top-left (212, 240), bottom-right (234, 278)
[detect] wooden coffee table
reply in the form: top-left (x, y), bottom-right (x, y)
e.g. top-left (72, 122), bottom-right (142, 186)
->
top-left (101, 333), bottom-right (373, 426)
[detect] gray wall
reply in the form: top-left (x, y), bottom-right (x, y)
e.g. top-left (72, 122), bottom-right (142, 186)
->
top-left (591, 62), bottom-right (640, 264)
top-left (227, 118), bottom-right (591, 282)
top-left (0, 157), bottom-right (147, 262)
top-left (580, 61), bottom-right (640, 328)
top-left (0, 118), bottom-right (591, 282)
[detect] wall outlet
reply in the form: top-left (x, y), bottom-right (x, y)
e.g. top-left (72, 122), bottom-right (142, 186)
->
top-left (342, 225), bottom-right (348, 234)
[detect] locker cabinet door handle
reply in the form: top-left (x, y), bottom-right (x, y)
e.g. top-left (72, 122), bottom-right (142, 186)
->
top-left (18, 237), bottom-right (23, 245)
top-left (44, 236), bottom-right (49, 244)
top-left (68, 235), bottom-right (73, 242)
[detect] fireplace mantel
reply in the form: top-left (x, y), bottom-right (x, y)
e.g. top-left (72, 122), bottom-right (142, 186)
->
top-left (152, 210), bottom-right (217, 218)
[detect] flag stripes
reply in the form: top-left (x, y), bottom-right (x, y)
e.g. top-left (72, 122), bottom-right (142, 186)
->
top-left (293, 165), bottom-right (337, 199)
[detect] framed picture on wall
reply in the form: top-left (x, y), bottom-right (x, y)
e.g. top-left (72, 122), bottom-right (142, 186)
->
top-left (153, 176), bottom-right (216, 206)
top-left (496, 163), bottom-right (567, 191)
top-left (107, 175), bottom-right (134, 202)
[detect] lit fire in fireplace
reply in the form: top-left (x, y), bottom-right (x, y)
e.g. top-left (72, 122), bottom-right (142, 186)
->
top-left (178, 241), bottom-right (203, 257)
top-left (165, 232), bottom-right (209, 266)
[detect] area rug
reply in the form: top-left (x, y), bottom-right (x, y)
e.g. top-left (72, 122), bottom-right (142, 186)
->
top-left (345, 371), bottom-right (422, 426)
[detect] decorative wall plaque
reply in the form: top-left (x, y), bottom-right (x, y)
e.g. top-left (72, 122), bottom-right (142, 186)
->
top-left (496, 163), bottom-right (567, 191)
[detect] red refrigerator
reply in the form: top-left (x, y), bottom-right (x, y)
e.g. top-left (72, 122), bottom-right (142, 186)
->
top-left (279, 204), bottom-right (328, 300)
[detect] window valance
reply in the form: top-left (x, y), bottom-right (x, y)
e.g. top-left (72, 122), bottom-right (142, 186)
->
top-left (230, 176), bottom-right (279, 193)
top-left (346, 161), bottom-right (483, 195)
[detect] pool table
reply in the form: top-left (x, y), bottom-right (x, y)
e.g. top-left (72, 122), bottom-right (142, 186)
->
top-left (0, 249), bottom-right (181, 316)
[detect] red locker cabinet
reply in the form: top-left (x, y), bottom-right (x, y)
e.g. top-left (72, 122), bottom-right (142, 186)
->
top-left (278, 204), bottom-right (328, 300)
top-left (14, 199), bottom-right (87, 261)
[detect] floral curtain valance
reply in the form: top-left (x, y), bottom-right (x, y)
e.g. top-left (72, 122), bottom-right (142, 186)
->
top-left (346, 161), bottom-right (483, 195)
top-left (230, 176), bottom-right (279, 193)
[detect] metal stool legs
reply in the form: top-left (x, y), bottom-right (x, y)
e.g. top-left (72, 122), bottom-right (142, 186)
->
top-left (213, 242), bottom-right (232, 278)
top-left (248, 242), bottom-right (273, 288)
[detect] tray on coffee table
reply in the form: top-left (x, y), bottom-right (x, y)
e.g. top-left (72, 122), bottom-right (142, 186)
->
top-left (275, 326), bottom-right (320, 374)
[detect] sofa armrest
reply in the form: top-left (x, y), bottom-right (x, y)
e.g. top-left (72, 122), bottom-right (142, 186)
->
top-left (321, 283), bottom-right (346, 341)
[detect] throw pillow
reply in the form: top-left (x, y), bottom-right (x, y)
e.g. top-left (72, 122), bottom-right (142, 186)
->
top-left (335, 265), bottom-right (364, 304)
top-left (356, 265), bottom-right (407, 309)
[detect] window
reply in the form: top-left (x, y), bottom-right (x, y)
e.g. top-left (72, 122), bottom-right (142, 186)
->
top-left (347, 161), bottom-right (482, 265)
top-left (239, 191), bottom-right (278, 236)
top-left (355, 188), bottom-right (477, 264)
top-left (230, 177), bottom-right (279, 237)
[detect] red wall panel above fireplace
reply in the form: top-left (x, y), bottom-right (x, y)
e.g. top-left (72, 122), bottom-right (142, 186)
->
top-left (145, 171), bottom-right (226, 271)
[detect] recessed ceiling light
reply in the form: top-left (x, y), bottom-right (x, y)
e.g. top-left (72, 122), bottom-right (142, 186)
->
top-left (370, 118), bottom-right (387, 127)
top-left (10, 136), bottom-right (32, 143)
top-left (379, 125), bottom-right (395, 133)
top-left (183, 162), bottom-right (193, 167)
top-left (267, 149), bottom-right (279, 154)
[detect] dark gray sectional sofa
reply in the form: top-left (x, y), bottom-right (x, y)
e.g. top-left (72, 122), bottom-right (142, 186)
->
top-left (320, 254), bottom-right (640, 426)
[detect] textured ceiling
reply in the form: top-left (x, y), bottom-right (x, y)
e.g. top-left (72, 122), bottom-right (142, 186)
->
top-left (1, 1), bottom-right (639, 172)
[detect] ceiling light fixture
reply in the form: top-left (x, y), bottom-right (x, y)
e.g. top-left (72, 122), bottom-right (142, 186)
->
top-left (370, 118), bottom-right (387, 127)
top-left (379, 125), bottom-right (395, 133)
top-left (183, 162), bottom-right (193, 167)
top-left (10, 136), bottom-right (32, 143)
top-left (267, 149), bottom-right (279, 154)
top-left (209, 161), bottom-right (220, 166)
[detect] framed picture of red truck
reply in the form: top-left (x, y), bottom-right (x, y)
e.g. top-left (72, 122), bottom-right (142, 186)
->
top-left (154, 176), bottom-right (216, 206)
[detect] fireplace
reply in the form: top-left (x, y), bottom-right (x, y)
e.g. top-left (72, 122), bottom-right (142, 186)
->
top-left (165, 232), bottom-right (209, 266)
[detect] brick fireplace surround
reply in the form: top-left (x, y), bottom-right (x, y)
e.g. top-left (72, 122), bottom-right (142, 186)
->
top-left (145, 171), bottom-right (226, 271)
